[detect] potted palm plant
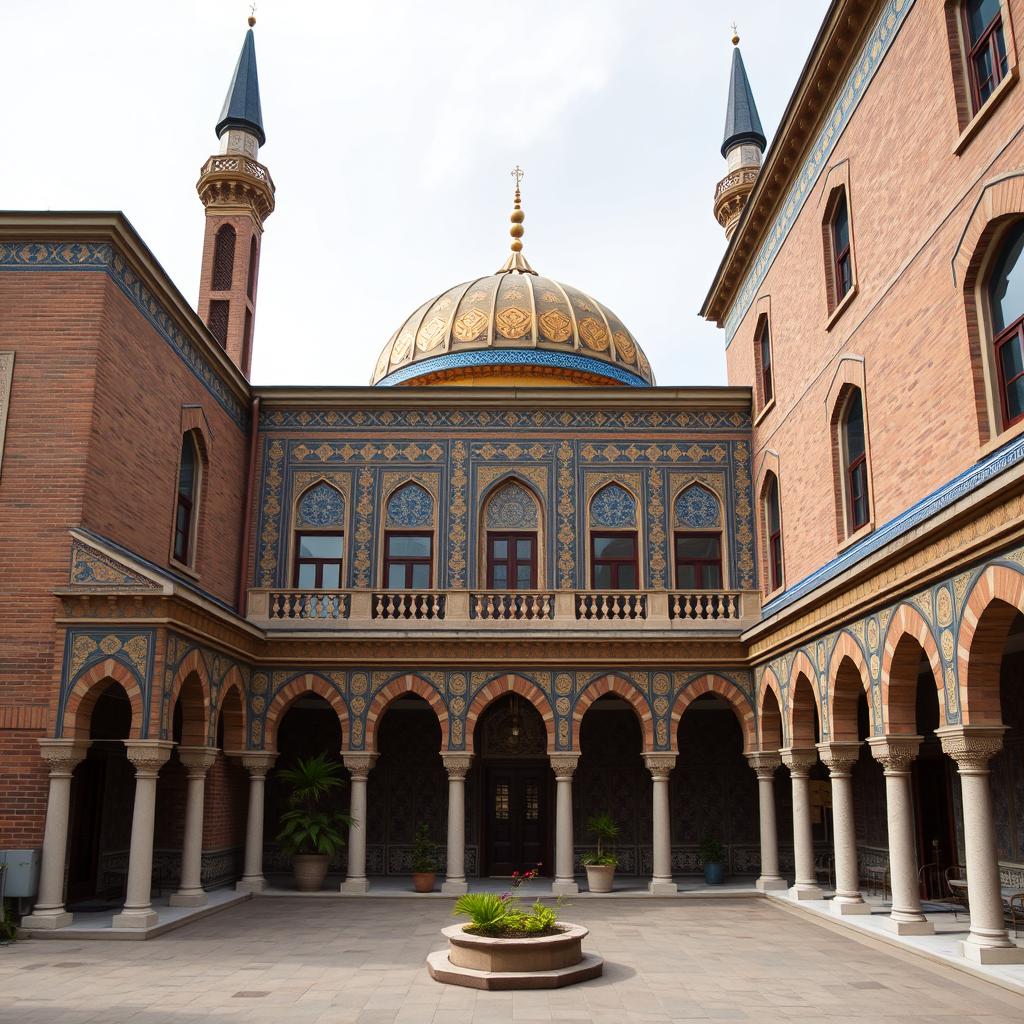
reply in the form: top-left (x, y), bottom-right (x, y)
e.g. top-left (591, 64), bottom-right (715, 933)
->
top-left (581, 812), bottom-right (619, 893)
top-left (411, 822), bottom-right (439, 893)
top-left (276, 752), bottom-right (355, 891)
top-left (699, 836), bottom-right (725, 885)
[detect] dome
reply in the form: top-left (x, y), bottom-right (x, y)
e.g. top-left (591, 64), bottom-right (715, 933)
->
top-left (370, 175), bottom-right (654, 388)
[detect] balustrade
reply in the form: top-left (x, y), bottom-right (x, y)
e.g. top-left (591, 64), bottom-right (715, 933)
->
top-left (267, 590), bottom-right (350, 620)
top-left (471, 591), bottom-right (555, 620)
top-left (574, 591), bottom-right (647, 621)
top-left (669, 590), bottom-right (742, 621)
top-left (372, 591), bottom-right (446, 620)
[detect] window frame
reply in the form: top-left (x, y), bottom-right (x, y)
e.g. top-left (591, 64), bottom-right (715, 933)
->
top-left (995, 318), bottom-right (1024, 427)
top-left (832, 195), bottom-right (853, 304)
top-left (292, 530), bottom-right (345, 589)
top-left (171, 432), bottom-right (202, 570)
top-left (383, 530), bottom-right (434, 590)
top-left (763, 474), bottom-right (784, 594)
top-left (839, 389), bottom-right (871, 533)
top-left (486, 531), bottom-right (538, 590)
top-left (590, 531), bottom-right (639, 590)
top-left (673, 531), bottom-right (724, 591)
top-left (962, 0), bottom-right (1008, 111)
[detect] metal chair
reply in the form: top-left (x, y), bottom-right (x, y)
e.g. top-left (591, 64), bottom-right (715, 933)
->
top-left (944, 865), bottom-right (969, 921)
top-left (1006, 892), bottom-right (1024, 937)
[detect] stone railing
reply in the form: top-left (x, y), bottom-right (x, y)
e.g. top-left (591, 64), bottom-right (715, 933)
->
top-left (248, 588), bottom-right (758, 631)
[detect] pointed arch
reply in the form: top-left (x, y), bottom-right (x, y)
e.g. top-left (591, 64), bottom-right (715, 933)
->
top-left (215, 665), bottom-right (248, 750)
top-left (294, 479), bottom-right (346, 529)
top-left (264, 673), bottom-right (349, 752)
top-left (672, 482), bottom-right (723, 530)
top-left (384, 479), bottom-right (435, 528)
top-left (670, 673), bottom-right (755, 752)
top-left (164, 649), bottom-right (212, 745)
top-left (478, 474), bottom-right (545, 589)
top-left (466, 674), bottom-right (555, 753)
top-left (364, 674), bottom-right (449, 752)
top-left (787, 659), bottom-right (822, 748)
top-left (573, 673), bottom-right (653, 752)
top-left (881, 603), bottom-right (944, 734)
top-left (62, 659), bottom-right (145, 740)
top-left (957, 563), bottom-right (1024, 725)
top-left (828, 633), bottom-right (872, 741)
top-left (759, 667), bottom-right (784, 750)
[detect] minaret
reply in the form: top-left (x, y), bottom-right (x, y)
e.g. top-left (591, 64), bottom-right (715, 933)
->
top-left (196, 16), bottom-right (275, 378)
top-left (713, 30), bottom-right (766, 240)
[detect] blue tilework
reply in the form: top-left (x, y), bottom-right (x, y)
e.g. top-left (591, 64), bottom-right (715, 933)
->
top-left (590, 483), bottom-right (638, 528)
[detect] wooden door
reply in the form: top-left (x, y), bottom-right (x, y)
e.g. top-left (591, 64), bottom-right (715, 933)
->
top-left (484, 763), bottom-right (547, 876)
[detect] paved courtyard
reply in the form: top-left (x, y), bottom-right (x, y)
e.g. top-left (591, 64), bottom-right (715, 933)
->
top-left (2, 897), bottom-right (1023, 1024)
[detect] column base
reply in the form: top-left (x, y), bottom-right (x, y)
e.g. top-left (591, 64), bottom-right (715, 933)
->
top-left (755, 877), bottom-right (788, 892)
top-left (112, 908), bottom-right (159, 930)
top-left (341, 878), bottom-right (370, 894)
top-left (169, 891), bottom-right (208, 908)
top-left (789, 884), bottom-right (823, 901)
top-left (441, 880), bottom-right (468, 896)
top-left (551, 880), bottom-right (579, 897)
top-left (648, 880), bottom-right (678, 896)
top-left (22, 909), bottom-right (72, 930)
top-left (235, 877), bottom-right (266, 893)
top-left (884, 915), bottom-right (934, 936)
top-left (960, 939), bottom-right (1024, 964)
top-left (830, 897), bottom-right (871, 916)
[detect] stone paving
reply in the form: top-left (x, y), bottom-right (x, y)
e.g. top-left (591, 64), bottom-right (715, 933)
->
top-left (2, 896), bottom-right (1024, 1024)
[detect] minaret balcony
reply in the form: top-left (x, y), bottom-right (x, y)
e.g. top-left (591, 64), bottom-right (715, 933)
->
top-left (196, 155), bottom-right (276, 223)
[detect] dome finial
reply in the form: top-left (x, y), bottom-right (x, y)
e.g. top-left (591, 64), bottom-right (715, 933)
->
top-left (248, 2), bottom-right (257, 27)
top-left (731, 21), bottom-right (739, 46)
top-left (498, 165), bottom-right (536, 275)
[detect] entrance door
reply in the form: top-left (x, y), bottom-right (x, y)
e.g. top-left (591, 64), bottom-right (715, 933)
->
top-left (485, 764), bottom-right (547, 875)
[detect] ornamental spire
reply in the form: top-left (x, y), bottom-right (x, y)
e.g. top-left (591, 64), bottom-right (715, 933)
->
top-left (497, 165), bottom-right (537, 275)
top-left (216, 18), bottom-right (266, 147)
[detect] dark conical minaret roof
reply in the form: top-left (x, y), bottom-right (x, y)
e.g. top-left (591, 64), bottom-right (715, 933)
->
top-left (216, 27), bottom-right (266, 147)
top-left (721, 45), bottom-right (765, 157)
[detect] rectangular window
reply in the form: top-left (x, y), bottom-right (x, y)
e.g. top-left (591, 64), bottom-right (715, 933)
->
top-left (294, 532), bottom-right (344, 588)
top-left (591, 532), bottom-right (638, 589)
top-left (674, 533), bottom-right (723, 590)
top-left (964, 0), bottom-right (1008, 110)
top-left (384, 532), bottom-right (433, 589)
top-left (487, 533), bottom-right (537, 589)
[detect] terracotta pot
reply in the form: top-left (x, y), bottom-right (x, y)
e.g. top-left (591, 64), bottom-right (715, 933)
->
top-left (584, 864), bottom-right (615, 893)
top-left (292, 853), bottom-right (330, 891)
top-left (413, 871), bottom-right (437, 893)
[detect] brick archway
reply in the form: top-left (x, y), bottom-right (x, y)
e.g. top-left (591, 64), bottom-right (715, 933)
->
top-left (573, 673), bottom-right (654, 752)
top-left (787, 660), bottom-right (822, 748)
top-left (759, 667), bottom-right (784, 750)
top-left (264, 673), bottom-right (349, 752)
top-left (215, 666), bottom-right (248, 750)
top-left (670, 674), bottom-right (756, 753)
top-left (62, 659), bottom-right (146, 740)
top-left (466, 675), bottom-right (555, 753)
top-left (957, 564), bottom-right (1024, 725)
top-left (827, 632), bottom-right (872, 741)
top-left (364, 674), bottom-right (449, 752)
top-left (881, 603), bottom-right (944, 734)
top-left (164, 649), bottom-right (212, 746)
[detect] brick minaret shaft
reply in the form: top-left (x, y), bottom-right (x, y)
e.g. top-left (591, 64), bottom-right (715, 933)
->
top-left (196, 18), bottom-right (274, 379)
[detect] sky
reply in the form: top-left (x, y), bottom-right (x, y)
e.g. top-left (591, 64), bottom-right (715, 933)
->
top-left (3, 0), bottom-right (829, 388)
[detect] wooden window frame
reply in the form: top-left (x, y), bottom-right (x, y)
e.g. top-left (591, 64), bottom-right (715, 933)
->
top-left (590, 531), bottom-right (639, 590)
top-left (293, 531), bottom-right (344, 589)
top-left (383, 530), bottom-right (434, 590)
top-left (172, 432), bottom-right (201, 569)
top-left (486, 531), bottom-right (538, 590)
top-left (832, 196), bottom-right (853, 304)
top-left (995, 318), bottom-right (1024, 427)
top-left (841, 390), bottom-right (871, 532)
top-left (963, 0), bottom-right (1008, 110)
top-left (673, 531), bottom-right (724, 590)
top-left (763, 475), bottom-right (783, 594)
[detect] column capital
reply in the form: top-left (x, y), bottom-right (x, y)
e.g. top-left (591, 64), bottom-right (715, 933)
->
top-left (124, 740), bottom-right (175, 777)
top-left (549, 753), bottom-right (580, 778)
top-left (779, 746), bottom-right (817, 775)
top-left (441, 753), bottom-right (474, 779)
top-left (866, 734), bottom-right (921, 774)
top-left (343, 752), bottom-right (378, 778)
top-left (177, 745), bottom-right (219, 774)
top-left (745, 750), bottom-right (781, 778)
top-left (644, 752), bottom-right (677, 778)
top-left (935, 724), bottom-right (1006, 772)
top-left (816, 741), bottom-right (862, 775)
top-left (236, 751), bottom-right (278, 776)
top-left (37, 738), bottom-right (91, 776)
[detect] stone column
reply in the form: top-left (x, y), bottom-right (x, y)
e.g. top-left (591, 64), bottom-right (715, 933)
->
top-left (22, 739), bottom-right (91, 930)
top-left (780, 747), bottom-right (823, 900)
top-left (234, 751), bottom-right (277, 893)
top-left (645, 753), bottom-right (678, 895)
top-left (745, 751), bottom-right (787, 892)
top-left (341, 753), bottom-right (377, 894)
top-left (550, 753), bottom-right (580, 897)
top-left (937, 725), bottom-right (1024, 964)
top-left (112, 740), bottom-right (175, 930)
top-left (817, 741), bottom-right (869, 915)
top-left (169, 746), bottom-right (219, 907)
top-left (441, 753), bottom-right (472, 895)
top-left (867, 735), bottom-right (933, 935)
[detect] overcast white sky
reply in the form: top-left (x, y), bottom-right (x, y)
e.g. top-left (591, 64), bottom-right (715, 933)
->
top-left (3, 1), bottom-right (828, 387)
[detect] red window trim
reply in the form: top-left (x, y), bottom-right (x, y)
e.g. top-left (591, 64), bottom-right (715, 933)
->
top-left (173, 492), bottom-right (193, 565)
top-left (673, 532), bottom-right (723, 590)
top-left (764, 478), bottom-right (783, 592)
top-left (756, 316), bottom-right (773, 407)
top-left (995, 317), bottom-right (1024, 428)
top-left (832, 197), bottom-right (852, 303)
top-left (846, 454), bottom-right (870, 531)
top-left (590, 532), bottom-right (639, 590)
top-left (486, 531), bottom-right (538, 590)
top-left (962, 3), bottom-right (1007, 112)
top-left (293, 531), bottom-right (344, 588)
top-left (383, 531), bottom-right (433, 589)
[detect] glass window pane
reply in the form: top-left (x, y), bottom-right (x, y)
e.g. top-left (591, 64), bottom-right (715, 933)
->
top-left (297, 563), bottom-right (316, 588)
top-left (492, 565), bottom-right (508, 588)
top-left (321, 563), bottom-right (341, 589)
top-left (516, 539), bottom-right (532, 560)
top-left (676, 564), bottom-right (696, 589)
top-left (492, 538), bottom-right (508, 559)
top-left (299, 534), bottom-right (342, 558)
top-left (967, 0), bottom-right (1001, 43)
top-left (594, 564), bottom-right (612, 588)
top-left (1007, 375), bottom-right (1024, 421)
top-left (991, 224), bottom-right (1024, 335)
top-left (705, 564), bottom-right (723, 589)
top-left (411, 563), bottom-right (430, 589)
top-left (594, 534), bottom-right (635, 558)
top-left (387, 564), bottom-right (406, 589)
top-left (178, 437), bottom-right (196, 497)
top-left (975, 50), bottom-right (995, 101)
top-left (844, 393), bottom-right (865, 459)
top-left (833, 199), bottom-right (849, 253)
top-left (1000, 335), bottom-right (1024, 381)
top-left (387, 534), bottom-right (431, 557)
top-left (618, 565), bottom-right (637, 589)
top-left (679, 536), bottom-right (720, 559)
top-left (516, 566), bottom-right (532, 589)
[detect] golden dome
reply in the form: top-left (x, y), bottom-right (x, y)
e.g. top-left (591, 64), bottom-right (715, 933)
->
top-left (370, 173), bottom-right (654, 388)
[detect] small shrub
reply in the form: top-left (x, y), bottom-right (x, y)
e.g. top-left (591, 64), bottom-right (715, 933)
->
top-left (698, 836), bottom-right (725, 865)
top-left (582, 812), bottom-right (620, 867)
top-left (411, 823), bottom-right (438, 873)
top-left (453, 892), bottom-right (508, 930)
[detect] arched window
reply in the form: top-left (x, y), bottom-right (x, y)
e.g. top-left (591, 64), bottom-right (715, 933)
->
top-left (211, 224), bottom-right (236, 291)
top-left (831, 193), bottom-right (852, 303)
top-left (840, 389), bottom-right (870, 531)
top-left (173, 433), bottom-right (201, 566)
top-left (763, 473), bottom-right (783, 593)
top-left (247, 235), bottom-right (258, 299)
top-left (293, 483), bottom-right (345, 588)
top-left (589, 483), bottom-right (639, 589)
top-left (673, 484), bottom-right (723, 590)
top-left (484, 481), bottom-right (539, 589)
top-left (755, 314), bottom-right (774, 408)
top-left (962, 0), bottom-right (1008, 110)
top-left (988, 220), bottom-right (1024, 428)
top-left (384, 483), bottom-right (434, 589)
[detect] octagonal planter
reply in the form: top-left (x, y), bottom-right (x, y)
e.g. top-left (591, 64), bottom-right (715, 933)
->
top-left (427, 923), bottom-right (603, 990)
